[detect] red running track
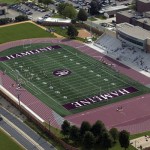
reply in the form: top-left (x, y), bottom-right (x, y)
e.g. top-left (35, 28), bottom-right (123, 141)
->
top-left (65, 94), bottom-right (150, 134)
top-left (0, 38), bottom-right (150, 133)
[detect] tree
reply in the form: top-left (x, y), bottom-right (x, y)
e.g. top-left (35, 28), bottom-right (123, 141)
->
top-left (63, 5), bottom-right (77, 19)
top-left (119, 130), bottom-right (130, 150)
top-left (89, 0), bottom-right (101, 15)
top-left (0, 18), bottom-right (12, 25)
top-left (71, 18), bottom-right (77, 24)
top-left (69, 125), bottom-right (80, 143)
top-left (80, 121), bottom-right (91, 137)
top-left (91, 120), bottom-right (106, 138)
top-left (15, 15), bottom-right (28, 22)
top-left (38, 0), bottom-right (43, 3)
top-left (61, 120), bottom-right (71, 138)
top-left (57, 3), bottom-right (68, 15)
top-left (42, 0), bottom-right (52, 7)
top-left (101, 132), bottom-right (113, 150)
top-left (67, 25), bottom-right (78, 39)
top-left (82, 131), bottom-right (95, 149)
top-left (77, 9), bottom-right (88, 22)
top-left (57, 3), bottom-right (76, 19)
top-left (109, 128), bottom-right (119, 143)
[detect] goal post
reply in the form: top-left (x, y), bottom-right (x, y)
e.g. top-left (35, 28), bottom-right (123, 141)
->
top-left (23, 39), bottom-right (32, 50)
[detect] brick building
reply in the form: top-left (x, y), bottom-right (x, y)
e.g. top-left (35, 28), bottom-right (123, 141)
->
top-left (116, 23), bottom-right (150, 52)
top-left (116, 0), bottom-right (150, 30)
top-left (136, 0), bottom-right (150, 13)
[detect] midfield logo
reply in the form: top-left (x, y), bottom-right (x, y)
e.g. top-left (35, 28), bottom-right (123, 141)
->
top-left (53, 69), bottom-right (71, 77)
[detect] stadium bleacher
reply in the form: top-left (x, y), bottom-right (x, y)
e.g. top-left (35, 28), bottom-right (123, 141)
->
top-left (95, 34), bottom-right (122, 51)
top-left (94, 34), bottom-right (150, 74)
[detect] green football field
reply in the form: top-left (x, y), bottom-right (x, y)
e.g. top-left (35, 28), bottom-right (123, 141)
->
top-left (0, 43), bottom-right (149, 116)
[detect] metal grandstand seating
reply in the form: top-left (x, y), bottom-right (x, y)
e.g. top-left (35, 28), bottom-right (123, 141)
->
top-left (94, 34), bottom-right (122, 51)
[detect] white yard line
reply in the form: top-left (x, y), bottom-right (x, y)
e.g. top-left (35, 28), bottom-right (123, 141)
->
top-left (3, 63), bottom-right (40, 95)
top-left (2, 62), bottom-right (62, 107)
top-left (63, 46), bottom-right (129, 85)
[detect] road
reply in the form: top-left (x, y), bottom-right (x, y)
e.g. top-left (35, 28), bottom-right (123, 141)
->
top-left (0, 107), bottom-right (56, 150)
top-left (0, 120), bottom-right (38, 150)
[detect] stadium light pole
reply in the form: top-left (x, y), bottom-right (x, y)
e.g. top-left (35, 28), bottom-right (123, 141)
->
top-left (16, 92), bottom-right (21, 108)
top-left (88, 5), bottom-right (92, 38)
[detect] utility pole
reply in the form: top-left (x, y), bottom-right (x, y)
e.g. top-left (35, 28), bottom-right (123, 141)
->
top-left (88, 5), bottom-right (92, 38)
top-left (49, 119), bottom-right (50, 132)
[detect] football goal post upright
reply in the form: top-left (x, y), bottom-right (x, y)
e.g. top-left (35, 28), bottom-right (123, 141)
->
top-left (23, 39), bottom-right (32, 50)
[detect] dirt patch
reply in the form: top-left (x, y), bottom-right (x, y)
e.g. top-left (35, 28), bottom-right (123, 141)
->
top-left (78, 29), bottom-right (91, 38)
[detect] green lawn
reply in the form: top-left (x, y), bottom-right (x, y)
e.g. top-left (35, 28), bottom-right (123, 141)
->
top-left (52, 14), bottom-right (65, 18)
top-left (49, 26), bottom-right (85, 42)
top-left (0, 22), bottom-right (55, 44)
top-left (0, 43), bottom-right (149, 116)
top-left (88, 17), bottom-right (97, 21)
top-left (0, 0), bottom-right (19, 4)
top-left (130, 130), bottom-right (150, 139)
top-left (95, 15), bottom-right (107, 20)
top-left (0, 129), bottom-right (24, 150)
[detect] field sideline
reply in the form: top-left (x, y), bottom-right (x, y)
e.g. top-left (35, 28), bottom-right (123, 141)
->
top-left (0, 43), bottom-right (149, 116)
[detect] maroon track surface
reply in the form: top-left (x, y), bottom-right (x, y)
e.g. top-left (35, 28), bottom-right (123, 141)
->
top-left (0, 38), bottom-right (150, 133)
top-left (65, 94), bottom-right (150, 134)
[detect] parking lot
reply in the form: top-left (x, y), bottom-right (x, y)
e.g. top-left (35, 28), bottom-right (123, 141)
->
top-left (0, 0), bottom-right (133, 22)
top-left (0, 2), bottom-right (53, 21)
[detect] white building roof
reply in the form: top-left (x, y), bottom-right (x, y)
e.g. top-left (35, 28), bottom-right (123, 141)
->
top-left (103, 5), bottom-right (128, 12)
top-left (116, 23), bottom-right (150, 40)
top-left (45, 18), bottom-right (71, 23)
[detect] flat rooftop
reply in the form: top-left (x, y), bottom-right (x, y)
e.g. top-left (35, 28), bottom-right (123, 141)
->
top-left (145, 11), bottom-right (150, 15)
top-left (137, 18), bottom-right (150, 26)
top-left (138, 0), bottom-right (150, 3)
top-left (117, 10), bottom-right (135, 18)
top-left (103, 5), bottom-right (128, 12)
top-left (117, 23), bottom-right (150, 40)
